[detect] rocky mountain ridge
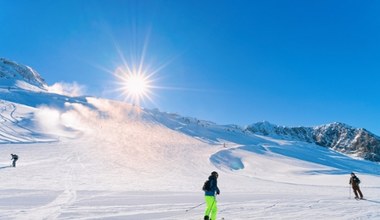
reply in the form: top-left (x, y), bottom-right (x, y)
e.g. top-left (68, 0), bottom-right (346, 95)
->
top-left (245, 121), bottom-right (380, 162)
top-left (0, 58), bottom-right (47, 90)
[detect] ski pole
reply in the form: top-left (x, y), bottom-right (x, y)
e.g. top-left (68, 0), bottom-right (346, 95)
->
top-left (185, 202), bottom-right (205, 212)
top-left (348, 185), bottom-right (351, 199)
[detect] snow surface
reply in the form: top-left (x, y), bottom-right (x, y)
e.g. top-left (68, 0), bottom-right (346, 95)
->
top-left (0, 58), bottom-right (47, 92)
top-left (1, 86), bottom-right (380, 219)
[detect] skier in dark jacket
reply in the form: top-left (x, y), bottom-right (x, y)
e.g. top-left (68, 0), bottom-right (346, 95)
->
top-left (349, 172), bottom-right (364, 199)
top-left (204, 171), bottom-right (220, 220)
top-left (11, 154), bottom-right (18, 167)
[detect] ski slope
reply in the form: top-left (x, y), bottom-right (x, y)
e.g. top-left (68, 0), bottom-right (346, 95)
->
top-left (0, 91), bottom-right (380, 219)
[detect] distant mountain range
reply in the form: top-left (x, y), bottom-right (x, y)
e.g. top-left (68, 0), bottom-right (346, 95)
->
top-left (1, 57), bottom-right (380, 162)
top-left (246, 121), bottom-right (380, 162)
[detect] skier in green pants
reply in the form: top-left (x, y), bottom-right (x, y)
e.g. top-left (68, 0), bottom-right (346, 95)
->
top-left (203, 171), bottom-right (220, 220)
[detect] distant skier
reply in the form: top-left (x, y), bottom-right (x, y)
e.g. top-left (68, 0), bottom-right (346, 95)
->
top-left (202, 171), bottom-right (220, 220)
top-left (349, 172), bottom-right (364, 199)
top-left (11, 154), bottom-right (18, 167)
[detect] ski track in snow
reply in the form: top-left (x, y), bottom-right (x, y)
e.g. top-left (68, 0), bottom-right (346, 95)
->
top-left (1, 191), bottom-right (380, 219)
top-left (1, 94), bottom-right (380, 219)
top-left (1, 137), bottom-right (379, 220)
top-left (0, 101), bottom-right (55, 143)
top-left (4, 151), bottom-right (80, 219)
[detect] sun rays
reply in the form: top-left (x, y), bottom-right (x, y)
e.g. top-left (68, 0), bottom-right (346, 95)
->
top-left (92, 30), bottom-right (199, 108)
top-left (97, 30), bottom-right (165, 107)
top-left (113, 65), bottom-right (154, 106)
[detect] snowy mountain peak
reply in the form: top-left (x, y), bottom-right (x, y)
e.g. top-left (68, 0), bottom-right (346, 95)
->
top-left (245, 121), bottom-right (380, 162)
top-left (0, 58), bottom-right (47, 91)
top-left (246, 121), bottom-right (279, 135)
top-left (315, 122), bottom-right (351, 130)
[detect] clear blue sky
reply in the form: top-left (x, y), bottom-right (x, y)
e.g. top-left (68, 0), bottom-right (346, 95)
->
top-left (1, 0), bottom-right (380, 135)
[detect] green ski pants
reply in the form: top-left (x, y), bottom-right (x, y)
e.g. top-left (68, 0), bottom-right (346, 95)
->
top-left (204, 195), bottom-right (217, 220)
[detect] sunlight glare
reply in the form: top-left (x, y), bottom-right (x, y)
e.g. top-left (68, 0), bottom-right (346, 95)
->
top-left (126, 74), bottom-right (148, 96)
top-left (114, 66), bottom-right (153, 106)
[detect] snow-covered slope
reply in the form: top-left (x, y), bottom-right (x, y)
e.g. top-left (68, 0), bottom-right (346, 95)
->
top-left (0, 58), bottom-right (47, 91)
top-left (0, 59), bottom-right (380, 219)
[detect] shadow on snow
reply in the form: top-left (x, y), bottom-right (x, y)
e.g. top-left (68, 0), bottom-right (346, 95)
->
top-left (210, 142), bottom-right (380, 176)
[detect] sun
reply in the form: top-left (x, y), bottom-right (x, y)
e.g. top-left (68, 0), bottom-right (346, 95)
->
top-left (103, 31), bottom-right (174, 107)
top-left (114, 66), bottom-right (153, 105)
top-left (123, 74), bottom-right (149, 96)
